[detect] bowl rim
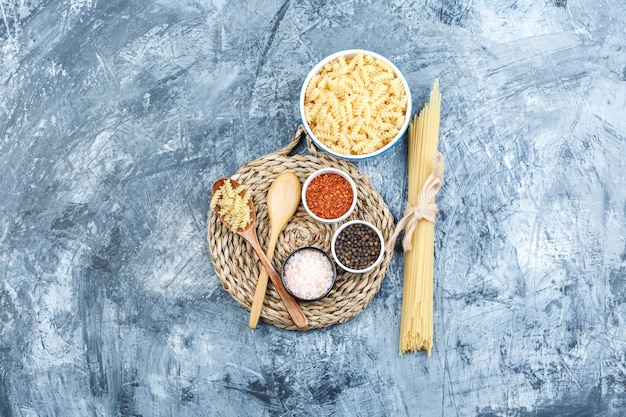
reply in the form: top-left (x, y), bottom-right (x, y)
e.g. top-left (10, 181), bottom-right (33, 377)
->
top-left (299, 49), bottom-right (412, 161)
top-left (301, 167), bottom-right (358, 224)
top-left (331, 220), bottom-right (385, 274)
top-left (280, 246), bottom-right (337, 302)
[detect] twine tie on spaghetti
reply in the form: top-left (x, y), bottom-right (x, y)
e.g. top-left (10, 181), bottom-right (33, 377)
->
top-left (391, 154), bottom-right (444, 252)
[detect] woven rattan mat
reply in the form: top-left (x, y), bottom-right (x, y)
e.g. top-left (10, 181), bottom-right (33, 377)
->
top-left (207, 125), bottom-right (395, 330)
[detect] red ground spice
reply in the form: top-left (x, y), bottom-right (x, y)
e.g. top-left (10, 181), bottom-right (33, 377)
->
top-left (305, 173), bottom-right (354, 219)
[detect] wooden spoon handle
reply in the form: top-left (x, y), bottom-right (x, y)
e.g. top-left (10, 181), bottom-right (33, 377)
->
top-left (248, 232), bottom-right (278, 329)
top-left (240, 229), bottom-right (308, 329)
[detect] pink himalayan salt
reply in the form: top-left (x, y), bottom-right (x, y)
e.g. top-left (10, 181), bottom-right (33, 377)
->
top-left (283, 248), bottom-right (335, 300)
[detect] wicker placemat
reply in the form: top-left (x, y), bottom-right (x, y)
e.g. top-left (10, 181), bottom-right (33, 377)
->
top-left (207, 125), bottom-right (395, 330)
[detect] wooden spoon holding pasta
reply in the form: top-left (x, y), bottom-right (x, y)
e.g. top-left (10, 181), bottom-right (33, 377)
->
top-left (211, 178), bottom-right (308, 329)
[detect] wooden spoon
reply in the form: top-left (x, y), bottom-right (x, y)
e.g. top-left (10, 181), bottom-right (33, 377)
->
top-left (248, 171), bottom-right (301, 329)
top-left (211, 177), bottom-right (308, 329)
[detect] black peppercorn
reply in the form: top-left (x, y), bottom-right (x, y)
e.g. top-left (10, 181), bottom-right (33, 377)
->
top-left (334, 223), bottom-right (381, 271)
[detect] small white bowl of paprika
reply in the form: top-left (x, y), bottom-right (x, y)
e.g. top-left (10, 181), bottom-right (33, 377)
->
top-left (302, 168), bottom-right (357, 224)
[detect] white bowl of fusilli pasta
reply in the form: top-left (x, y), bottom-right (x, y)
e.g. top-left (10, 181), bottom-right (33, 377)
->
top-left (300, 49), bottom-right (411, 160)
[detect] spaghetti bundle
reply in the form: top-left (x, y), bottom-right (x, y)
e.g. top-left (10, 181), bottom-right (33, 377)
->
top-left (398, 79), bottom-right (442, 356)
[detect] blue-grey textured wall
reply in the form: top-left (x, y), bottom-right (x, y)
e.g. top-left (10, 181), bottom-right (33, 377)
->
top-left (1, 1), bottom-right (625, 416)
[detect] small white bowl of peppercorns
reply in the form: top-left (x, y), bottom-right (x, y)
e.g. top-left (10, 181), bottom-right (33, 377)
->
top-left (302, 168), bottom-right (357, 224)
top-left (331, 220), bottom-right (385, 273)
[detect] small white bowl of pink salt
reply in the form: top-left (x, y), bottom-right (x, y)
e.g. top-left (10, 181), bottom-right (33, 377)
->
top-left (281, 247), bottom-right (336, 302)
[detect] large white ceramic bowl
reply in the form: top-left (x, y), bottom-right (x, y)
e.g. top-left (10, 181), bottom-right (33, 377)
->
top-left (299, 49), bottom-right (412, 160)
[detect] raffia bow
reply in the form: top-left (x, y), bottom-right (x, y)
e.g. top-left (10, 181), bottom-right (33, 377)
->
top-left (391, 153), bottom-right (444, 252)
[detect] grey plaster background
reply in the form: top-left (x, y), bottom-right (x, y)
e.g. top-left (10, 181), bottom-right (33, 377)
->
top-left (1, 0), bottom-right (626, 416)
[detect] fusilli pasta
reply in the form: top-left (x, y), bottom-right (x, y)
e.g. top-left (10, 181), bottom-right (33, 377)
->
top-left (210, 180), bottom-right (252, 232)
top-left (303, 51), bottom-right (408, 156)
